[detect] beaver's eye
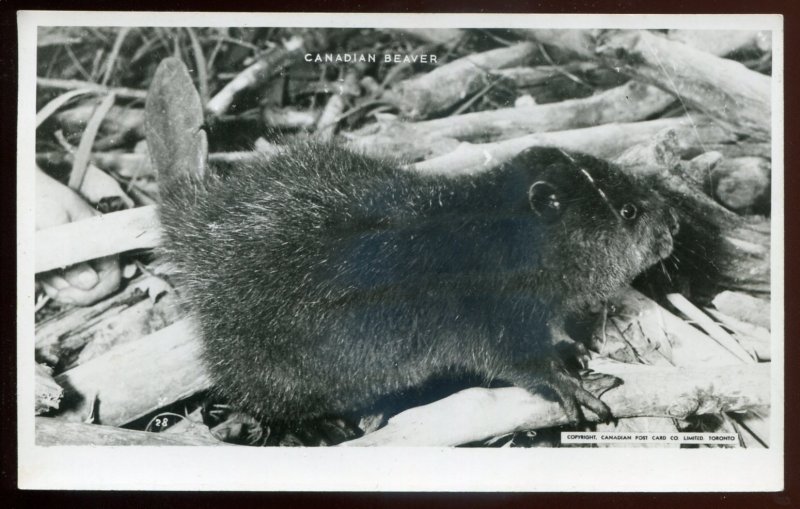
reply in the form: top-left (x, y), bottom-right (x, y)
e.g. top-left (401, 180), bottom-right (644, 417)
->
top-left (620, 203), bottom-right (638, 220)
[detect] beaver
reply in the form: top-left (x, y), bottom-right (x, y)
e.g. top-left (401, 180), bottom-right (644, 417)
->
top-left (143, 57), bottom-right (678, 432)
top-left (155, 136), bottom-right (678, 426)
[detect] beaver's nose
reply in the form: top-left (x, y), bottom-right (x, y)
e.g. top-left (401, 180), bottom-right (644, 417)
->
top-left (668, 209), bottom-right (680, 235)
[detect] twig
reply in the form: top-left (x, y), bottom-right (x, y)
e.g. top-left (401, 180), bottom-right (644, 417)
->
top-left (100, 27), bottom-right (131, 86)
top-left (185, 27), bottom-right (210, 105)
top-left (36, 88), bottom-right (97, 128)
top-left (665, 293), bottom-right (756, 363)
top-left (38, 78), bottom-right (147, 101)
top-left (68, 93), bottom-right (117, 190)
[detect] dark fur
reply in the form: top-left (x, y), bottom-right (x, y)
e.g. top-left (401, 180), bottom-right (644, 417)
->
top-left (158, 142), bottom-right (676, 423)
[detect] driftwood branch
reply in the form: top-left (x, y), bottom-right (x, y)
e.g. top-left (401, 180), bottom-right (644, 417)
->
top-left (510, 29), bottom-right (600, 58)
top-left (53, 320), bottom-right (211, 426)
top-left (389, 28), bottom-right (464, 47)
top-left (37, 77), bottom-right (148, 100)
top-left (350, 81), bottom-right (675, 161)
top-left (666, 30), bottom-right (770, 57)
top-left (489, 62), bottom-right (600, 87)
top-left (342, 363), bottom-right (769, 447)
top-left (35, 205), bottom-right (161, 274)
top-left (513, 28), bottom-right (769, 60)
top-left (712, 291), bottom-right (771, 330)
top-left (55, 103), bottom-right (145, 150)
top-left (36, 274), bottom-right (182, 370)
top-left (596, 30), bottom-right (771, 141)
top-left (705, 308), bottom-right (770, 362)
top-left (35, 417), bottom-right (226, 446)
top-left (206, 36), bottom-right (304, 117)
top-left (385, 42), bottom-right (536, 119)
top-left (409, 117), bottom-right (704, 175)
top-left (711, 157), bottom-right (771, 213)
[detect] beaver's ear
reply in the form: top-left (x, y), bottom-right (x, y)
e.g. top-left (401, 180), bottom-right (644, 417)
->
top-left (145, 58), bottom-right (208, 190)
top-left (528, 181), bottom-right (562, 222)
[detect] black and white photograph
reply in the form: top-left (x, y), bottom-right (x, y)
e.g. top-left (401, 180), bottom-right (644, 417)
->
top-left (17, 11), bottom-right (783, 491)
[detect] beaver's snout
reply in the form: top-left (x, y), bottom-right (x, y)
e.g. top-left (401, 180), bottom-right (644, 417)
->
top-left (656, 231), bottom-right (675, 260)
top-left (653, 209), bottom-right (679, 260)
top-left (667, 208), bottom-right (680, 236)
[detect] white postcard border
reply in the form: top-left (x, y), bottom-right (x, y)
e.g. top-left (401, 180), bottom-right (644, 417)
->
top-left (17, 10), bottom-right (785, 492)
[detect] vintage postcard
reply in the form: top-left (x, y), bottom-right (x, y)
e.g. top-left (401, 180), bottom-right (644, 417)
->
top-left (17, 11), bottom-right (783, 491)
